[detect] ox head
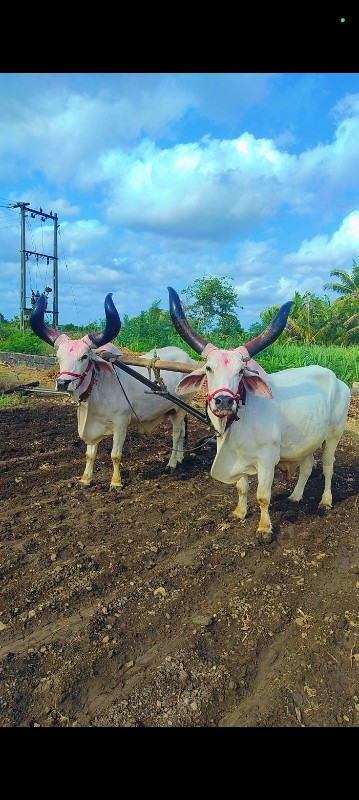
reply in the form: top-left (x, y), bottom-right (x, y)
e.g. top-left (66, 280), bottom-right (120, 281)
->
top-left (168, 286), bottom-right (293, 420)
top-left (30, 293), bottom-right (121, 400)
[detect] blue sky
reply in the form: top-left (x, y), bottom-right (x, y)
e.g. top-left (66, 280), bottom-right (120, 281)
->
top-left (1, 72), bottom-right (359, 331)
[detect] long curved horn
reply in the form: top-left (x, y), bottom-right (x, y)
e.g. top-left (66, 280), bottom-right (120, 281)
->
top-left (87, 293), bottom-right (121, 347)
top-left (30, 292), bottom-right (121, 349)
top-left (242, 301), bottom-right (293, 357)
top-left (168, 286), bottom-right (209, 355)
top-left (29, 293), bottom-right (61, 346)
top-left (168, 286), bottom-right (293, 358)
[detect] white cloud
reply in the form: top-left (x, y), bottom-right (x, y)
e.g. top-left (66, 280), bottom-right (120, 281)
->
top-left (1, 74), bottom-right (359, 327)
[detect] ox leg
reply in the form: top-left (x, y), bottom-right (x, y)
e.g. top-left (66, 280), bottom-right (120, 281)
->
top-left (256, 462), bottom-right (275, 536)
top-left (81, 444), bottom-right (98, 487)
top-left (319, 437), bottom-right (338, 509)
top-left (166, 412), bottom-right (187, 472)
top-left (233, 475), bottom-right (249, 520)
top-left (288, 453), bottom-right (315, 502)
top-left (110, 426), bottom-right (128, 490)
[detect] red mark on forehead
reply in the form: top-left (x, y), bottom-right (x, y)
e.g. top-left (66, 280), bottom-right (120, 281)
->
top-left (209, 350), bottom-right (236, 369)
top-left (217, 352), bottom-right (231, 366)
top-left (73, 341), bottom-right (85, 354)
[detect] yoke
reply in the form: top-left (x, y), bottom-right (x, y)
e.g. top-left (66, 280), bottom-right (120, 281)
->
top-left (100, 352), bottom-right (209, 426)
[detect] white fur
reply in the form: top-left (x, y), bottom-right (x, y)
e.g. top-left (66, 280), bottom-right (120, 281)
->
top-left (55, 338), bottom-right (196, 489)
top-left (176, 349), bottom-right (351, 535)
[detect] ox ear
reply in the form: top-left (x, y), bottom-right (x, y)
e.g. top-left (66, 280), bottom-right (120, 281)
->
top-left (90, 349), bottom-right (116, 375)
top-left (242, 370), bottom-right (273, 399)
top-left (175, 367), bottom-right (206, 396)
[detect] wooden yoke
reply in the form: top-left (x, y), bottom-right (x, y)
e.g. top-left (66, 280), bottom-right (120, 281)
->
top-left (99, 351), bottom-right (205, 374)
top-left (98, 348), bottom-right (209, 425)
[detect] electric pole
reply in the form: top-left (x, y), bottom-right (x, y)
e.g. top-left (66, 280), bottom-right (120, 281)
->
top-left (12, 202), bottom-right (59, 333)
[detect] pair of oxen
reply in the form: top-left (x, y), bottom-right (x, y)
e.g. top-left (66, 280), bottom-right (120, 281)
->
top-left (30, 289), bottom-right (350, 539)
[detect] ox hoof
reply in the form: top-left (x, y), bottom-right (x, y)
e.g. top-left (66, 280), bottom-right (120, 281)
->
top-left (257, 529), bottom-right (274, 545)
top-left (110, 483), bottom-right (123, 492)
top-left (232, 510), bottom-right (246, 521)
top-left (319, 493), bottom-right (332, 511)
top-left (80, 480), bottom-right (92, 488)
top-left (165, 464), bottom-right (186, 479)
top-left (318, 501), bottom-right (332, 512)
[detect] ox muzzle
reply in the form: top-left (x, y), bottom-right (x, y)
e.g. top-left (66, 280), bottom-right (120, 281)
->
top-left (56, 360), bottom-right (93, 394)
top-left (206, 387), bottom-right (241, 417)
top-left (56, 377), bottom-right (73, 392)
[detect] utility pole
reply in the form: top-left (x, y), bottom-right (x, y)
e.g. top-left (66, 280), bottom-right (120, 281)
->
top-left (12, 202), bottom-right (59, 333)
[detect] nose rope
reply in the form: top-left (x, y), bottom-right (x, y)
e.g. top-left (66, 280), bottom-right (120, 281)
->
top-left (205, 382), bottom-right (246, 431)
top-left (57, 360), bottom-right (93, 389)
top-left (206, 386), bottom-right (242, 403)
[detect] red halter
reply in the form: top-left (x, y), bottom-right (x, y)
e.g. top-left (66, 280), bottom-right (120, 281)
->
top-left (205, 385), bottom-right (244, 404)
top-left (205, 381), bottom-right (246, 430)
top-left (56, 360), bottom-right (96, 402)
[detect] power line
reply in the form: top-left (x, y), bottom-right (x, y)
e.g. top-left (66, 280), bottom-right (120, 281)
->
top-left (12, 202), bottom-right (59, 333)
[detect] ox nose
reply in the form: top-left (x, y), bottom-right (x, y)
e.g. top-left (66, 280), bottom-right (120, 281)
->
top-left (57, 378), bottom-right (72, 391)
top-left (214, 394), bottom-right (234, 411)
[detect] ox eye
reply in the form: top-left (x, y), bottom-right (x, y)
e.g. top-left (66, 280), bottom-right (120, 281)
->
top-left (205, 365), bottom-right (212, 373)
top-left (80, 354), bottom-right (88, 362)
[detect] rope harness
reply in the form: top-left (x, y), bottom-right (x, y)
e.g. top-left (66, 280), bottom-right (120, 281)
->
top-left (205, 381), bottom-right (246, 432)
top-left (56, 360), bottom-right (96, 403)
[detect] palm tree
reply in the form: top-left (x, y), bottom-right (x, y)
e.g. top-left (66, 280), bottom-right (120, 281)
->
top-left (285, 291), bottom-right (341, 345)
top-left (323, 259), bottom-right (359, 300)
top-left (323, 259), bottom-right (359, 339)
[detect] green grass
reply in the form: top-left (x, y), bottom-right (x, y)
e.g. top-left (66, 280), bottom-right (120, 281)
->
top-left (1, 341), bottom-right (357, 410)
top-left (254, 343), bottom-right (358, 387)
top-left (0, 392), bottom-right (30, 409)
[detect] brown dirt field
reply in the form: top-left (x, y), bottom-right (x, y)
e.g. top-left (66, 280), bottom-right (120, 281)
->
top-left (1, 360), bottom-right (359, 728)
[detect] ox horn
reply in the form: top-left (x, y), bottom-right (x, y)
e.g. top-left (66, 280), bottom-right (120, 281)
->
top-left (30, 292), bottom-right (121, 348)
top-left (30, 293), bottom-right (62, 346)
top-left (168, 286), bottom-right (210, 355)
top-left (168, 286), bottom-right (293, 357)
top-left (242, 300), bottom-right (293, 357)
top-left (87, 293), bottom-right (121, 347)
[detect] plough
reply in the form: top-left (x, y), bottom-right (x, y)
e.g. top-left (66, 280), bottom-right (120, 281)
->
top-left (1, 381), bottom-right (40, 395)
top-left (1, 381), bottom-right (69, 397)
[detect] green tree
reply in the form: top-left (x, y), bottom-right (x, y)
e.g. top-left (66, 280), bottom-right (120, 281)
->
top-left (181, 276), bottom-right (243, 334)
top-left (285, 291), bottom-right (347, 345)
top-left (118, 302), bottom-right (175, 350)
top-left (323, 259), bottom-right (359, 340)
top-left (323, 259), bottom-right (359, 300)
top-left (252, 292), bottom-right (343, 345)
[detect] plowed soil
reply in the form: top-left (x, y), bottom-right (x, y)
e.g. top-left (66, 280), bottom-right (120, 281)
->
top-left (1, 361), bottom-right (359, 728)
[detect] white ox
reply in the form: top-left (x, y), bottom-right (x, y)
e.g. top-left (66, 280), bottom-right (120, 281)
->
top-left (168, 286), bottom-right (351, 539)
top-left (30, 293), bottom-right (197, 489)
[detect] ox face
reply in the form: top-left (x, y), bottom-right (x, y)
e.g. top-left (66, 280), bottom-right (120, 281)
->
top-left (174, 346), bottom-right (273, 431)
top-left (54, 335), bottom-right (113, 402)
top-left (55, 338), bottom-right (93, 398)
top-left (204, 349), bottom-right (247, 418)
top-left (29, 291), bottom-right (121, 404)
